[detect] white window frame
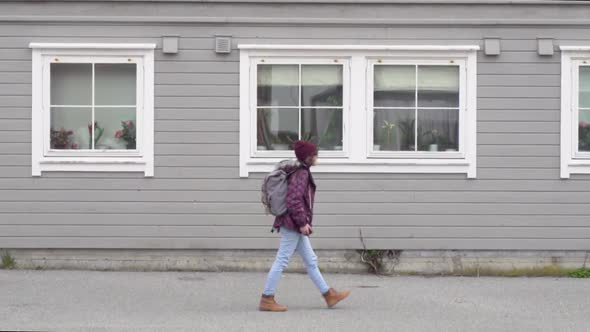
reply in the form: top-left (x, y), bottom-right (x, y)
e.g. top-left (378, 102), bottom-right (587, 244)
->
top-left (366, 59), bottom-right (466, 160)
top-left (251, 57), bottom-right (350, 160)
top-left (239, 45), bottom-right (478, 178)
top-left (30, 43), bottom-right (155, 177)
top-left (559, 46), bottom-right (590, 178)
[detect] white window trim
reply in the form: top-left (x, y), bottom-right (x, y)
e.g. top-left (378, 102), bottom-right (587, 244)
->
top-left (30, 43), bottom-right (155, 177)
top-left (366, 58), bottom-right (466, 160)
top-left (559, 46), bottom-right (590, 178)
top-left (239, 44), bottom-right (478, 178)
top-left (250, 57), bottom-right (350, 159)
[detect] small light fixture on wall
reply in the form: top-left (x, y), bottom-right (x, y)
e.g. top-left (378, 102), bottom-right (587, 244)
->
top-left (537, 37), bottom-right (554, 56)
top-left (484, 37), bottom-right (501, 56)
top-left (215, 35), bottom-right (232, 54)
top-left (162, 35), bottom-right (179, 54)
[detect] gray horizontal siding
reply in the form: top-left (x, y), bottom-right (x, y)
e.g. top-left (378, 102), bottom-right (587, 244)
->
top-left (0, 167), bottom-right (565, 180)
top-left (4, 202), bottom-right (590, 216)
top-left (3, 214), bottom-right (590, 227)
top-left (3, 1), bottom-right (590, 27)
top-left (1, 190), bottom-right (590, 204)
top-left (12, 1), bottom-right (589, 4)
top-left (2, 237), bottom-right (588, 250)
top-left (4, 179), bottom-right (590, 191)
top-left (0, 156), bottom-right (566, 168)
top-left (1, 2), bottom-right (590, 250)
top-left (3, 225), bottom-right (590, 239)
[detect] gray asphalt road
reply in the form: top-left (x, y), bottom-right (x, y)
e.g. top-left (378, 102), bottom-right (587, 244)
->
top-left (1, 270), bottom-right (590, 332)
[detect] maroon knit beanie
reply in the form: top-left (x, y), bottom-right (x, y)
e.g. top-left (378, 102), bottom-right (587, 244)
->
top-left (293, 140), bottom-right (318, 162)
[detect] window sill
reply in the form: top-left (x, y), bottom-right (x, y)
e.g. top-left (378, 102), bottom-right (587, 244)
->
top-left (240, 158), bottom-right (476, 178)
top-left (33, 157), bottom-right (153, 177)
top-left (561, 159), bottom-right (590, 179)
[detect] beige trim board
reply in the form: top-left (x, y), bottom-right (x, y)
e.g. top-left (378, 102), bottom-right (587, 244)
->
top-left (5, 249), bottom-right (590, 276)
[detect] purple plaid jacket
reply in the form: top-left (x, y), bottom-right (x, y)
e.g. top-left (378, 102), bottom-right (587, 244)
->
top-left (273, 164), bottom-right (316, 233)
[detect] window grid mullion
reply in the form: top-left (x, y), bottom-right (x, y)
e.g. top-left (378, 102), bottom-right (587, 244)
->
top-left (256, 106), bottom-right (341, 109)
top-left (298, 64), bottom-right (302, 140)
top-left (50, 105), bottom-right (92, 108)
top-left (373, 106), bottom-right (460, 110)
top-left (91, 62), bottom-right (95, 150)
top-left (414, 65), bottom-right (418, 152)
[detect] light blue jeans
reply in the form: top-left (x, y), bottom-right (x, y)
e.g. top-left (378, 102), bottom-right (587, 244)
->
top-left (263, 227), bottom-right (330, 295)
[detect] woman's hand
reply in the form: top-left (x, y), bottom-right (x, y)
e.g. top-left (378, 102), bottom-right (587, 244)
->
top-left (299, 224), bottom-right (312, 236)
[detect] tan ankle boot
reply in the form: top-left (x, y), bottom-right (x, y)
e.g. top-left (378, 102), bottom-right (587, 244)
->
top-left (259, 294), bottom-right (288, 312)
top-left (322, 288), bottom-right (351, 308)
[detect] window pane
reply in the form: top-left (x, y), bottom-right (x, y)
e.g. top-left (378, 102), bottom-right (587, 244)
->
top-left (579, 66), bottom-right (590, 109)
top-left (50, 63), bottom-right (92, 106)
top-left (301, 108), bottom-right (343, 151)
top-left (95, 64), bottom-right (137, 106)
top-left (257, 65), bottom-right (298, 107)
top-left (417, 66), bottom-right (460, 108)
top-left (373, 109), bottom-right (415, 151)
top-left (95, 107), bottom-right (137, 150)
top-left (374, 65), bottom-right (415, 108)
top-left (417, 109), bottom-right (459, 152)
top-left (301, 65), bottom-right (343, 107)
top-left (257, 108), bottom-right (299, 150)
top-left (50, 107), bottom-right (91, 150)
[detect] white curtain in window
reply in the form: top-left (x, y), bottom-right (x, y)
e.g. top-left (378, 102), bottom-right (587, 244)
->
top-left (580, 66), bottom-right (590, 91)
top-left (257, 64), bottom-right (342, 86)
top-left (374, 65), bottom-right (459, 92)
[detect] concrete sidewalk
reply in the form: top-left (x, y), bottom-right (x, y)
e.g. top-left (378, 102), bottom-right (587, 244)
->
top-left (1, 270), bottom-right (589, 332)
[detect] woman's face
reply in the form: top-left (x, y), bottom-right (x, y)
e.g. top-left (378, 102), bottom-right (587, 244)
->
top-left (306, 154), bottom-right (318, 166)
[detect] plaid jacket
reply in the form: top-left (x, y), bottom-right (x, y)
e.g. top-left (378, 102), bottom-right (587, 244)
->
top-left (273, 164), bottom-right (316, 233)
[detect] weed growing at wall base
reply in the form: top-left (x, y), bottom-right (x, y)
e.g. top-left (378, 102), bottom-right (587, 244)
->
top-left (568, 268), bottom-right (590, 278)
top-left (1, 251), bottom-right (16, 269)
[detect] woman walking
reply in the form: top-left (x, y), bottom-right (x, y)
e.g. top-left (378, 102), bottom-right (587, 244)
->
top-left (259, 140), bottom-right (351, 312)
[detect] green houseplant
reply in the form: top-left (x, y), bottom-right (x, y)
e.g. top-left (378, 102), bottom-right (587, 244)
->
top-left (381, 120), bottom-right (397, 150)
top-left (397, 117), bottom-right (415, 151)
top-left (88, 122), bottom-right (104, 149)
top-left (428, 129), bottom-right (441, 151)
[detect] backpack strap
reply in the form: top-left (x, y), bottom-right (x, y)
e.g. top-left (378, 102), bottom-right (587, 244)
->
top-left (286, 167), bottom-right (301, 177)
top-left (294, 165), bottom-right (314, 187)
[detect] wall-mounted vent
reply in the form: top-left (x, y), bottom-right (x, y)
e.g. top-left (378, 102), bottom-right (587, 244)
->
top-left (162, 36), bottom-right (179, 54)
top-left (215, 36), bottom-right (232, 54)
top-left (537, 38), bottom-right (554, 56)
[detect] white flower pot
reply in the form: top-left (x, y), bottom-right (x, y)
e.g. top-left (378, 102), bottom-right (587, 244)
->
top-left (429, 144), bottom-right (438, 152)
top-left (373, 144), bottom-right (381, 151)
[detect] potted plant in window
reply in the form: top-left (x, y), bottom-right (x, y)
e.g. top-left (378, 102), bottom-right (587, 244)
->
top-left (50, 128), bottom-right (76, 149)
top-left (579, 121), bottom-right (590, 151)
top-left (288, 132), bottom-right (317, 150)
top-left (320, 130), bottom-right (336, 150)
top-left (325, 95), bottom-right (342, 107)
top-left (115, 120), bottom-right (136, 150)
top-left (311, 108), bottom-right (342, 150)
top-left (429, 129), bottom-right (440, 152)
top-left (380, 120), bottom-right (398, 151)
top-left (397, 117), bottom-right (415, 151)
top-left (87, 122), bottom-right (105, 149)
top-left (272, 134), bottom-right (290, 150)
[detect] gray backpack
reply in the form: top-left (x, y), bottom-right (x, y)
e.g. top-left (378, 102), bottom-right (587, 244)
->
top-left (261, 159), bottom-right (301, 216)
